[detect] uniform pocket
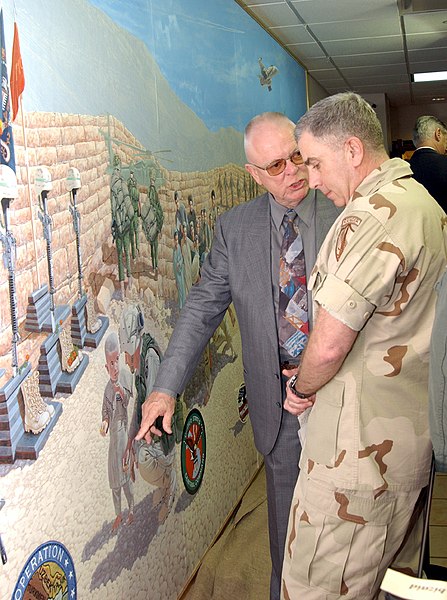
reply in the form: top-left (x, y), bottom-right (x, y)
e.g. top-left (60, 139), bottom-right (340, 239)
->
top-left (289, 479), bottom-right (396, 595)
top-left (304, 380), bottom-right (344, 467)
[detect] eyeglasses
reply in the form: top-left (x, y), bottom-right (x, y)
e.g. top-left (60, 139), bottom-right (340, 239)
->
top-left (249, 149), bottom-right (304, 176)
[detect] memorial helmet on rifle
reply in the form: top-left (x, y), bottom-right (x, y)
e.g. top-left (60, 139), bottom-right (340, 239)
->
top-left (119, 304), bottom-right (144, 359)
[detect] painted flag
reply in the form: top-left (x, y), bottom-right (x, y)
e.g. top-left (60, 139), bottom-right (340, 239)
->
top-left (0, 10), bottom-right (15, 171)
top-left (10, 22), bottom-right (24, 122)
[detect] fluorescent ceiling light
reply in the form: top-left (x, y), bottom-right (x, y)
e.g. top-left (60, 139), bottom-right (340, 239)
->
top-left (412, 71), bottom-right (447, 82)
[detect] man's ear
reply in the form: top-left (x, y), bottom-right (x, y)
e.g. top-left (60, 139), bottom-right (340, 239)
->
top-left (245, 163), bottom-right (262, 185)
top-left (435, 127), bottom-right (442, 142)
top-left (345, 136), bottom-right (364, 167)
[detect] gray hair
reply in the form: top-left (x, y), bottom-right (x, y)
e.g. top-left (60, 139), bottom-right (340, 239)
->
top-left (244, 112), bottom-right (294, 157)
top-left (104, 330), bottom-right (120, 356)
top-left (295, 92), bottom-right (385, 154)
top-left (412, 115), bottom-right (447, 147)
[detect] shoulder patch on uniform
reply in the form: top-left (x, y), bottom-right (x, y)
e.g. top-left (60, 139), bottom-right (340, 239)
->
top-left (336, 215), bottom-right (362, 261)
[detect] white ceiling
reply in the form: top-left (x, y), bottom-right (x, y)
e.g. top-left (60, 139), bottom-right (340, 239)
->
top-left (236, 0), bottom-right (447, 107)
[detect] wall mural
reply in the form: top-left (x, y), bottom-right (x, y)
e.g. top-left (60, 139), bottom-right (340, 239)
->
top-left (0, 0), bottom-right (307, 598)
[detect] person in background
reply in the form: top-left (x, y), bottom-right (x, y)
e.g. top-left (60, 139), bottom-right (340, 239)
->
top-left (135, 111), bottom-right (340, 600)
top-left (409, 115), bottom-right (447, 210)
top-left (281, 92), bottom-right (447, 600)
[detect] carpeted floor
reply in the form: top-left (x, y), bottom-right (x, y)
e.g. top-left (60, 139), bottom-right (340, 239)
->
top-left (182, 465), bottom-right (271, 600)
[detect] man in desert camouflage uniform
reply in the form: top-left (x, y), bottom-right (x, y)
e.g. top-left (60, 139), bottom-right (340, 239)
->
top-left (281, 92), bottom-right (447, 600)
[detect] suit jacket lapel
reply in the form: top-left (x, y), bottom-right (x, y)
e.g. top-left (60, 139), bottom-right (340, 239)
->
top-left (245, 194), bottom-right (279, 349)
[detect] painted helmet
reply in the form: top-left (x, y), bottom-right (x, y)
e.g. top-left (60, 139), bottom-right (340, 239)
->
top-left (118, 304), bottom-right (144, 356)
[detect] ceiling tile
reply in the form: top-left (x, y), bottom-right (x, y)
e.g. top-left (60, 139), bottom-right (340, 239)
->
top-left (341, 64), bottom-right (409, 77)
top-left (408, 46), bottom-right (447, 62)
top-left (406, 31), bottom-right (447, 50)
top-left (334, 51), bottom-right (406, 67)
top-left (311, 18), bottom-right (401, 41)
top-left (270, 24), bottom-right (316, 44)
top-left (289, 0), bottom-right (399, 23)
top-left (308, 68), bottom-right (345, 82)
top-left (301, 56), bottom-right (336, 70)
top-left (402, 10), bottom-right (447, 34)
top-left (286, 42), bottom-right (327, 59)
top-left (346, 73), bottom-right (410, 85)
top-left (244, 0), bottom-right (285, 5)
top-left (324, 36), bottom-right (404, 55)
top-left (246, 2), bottom-right (300, 27)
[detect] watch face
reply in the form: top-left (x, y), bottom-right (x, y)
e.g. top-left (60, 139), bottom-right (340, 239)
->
top-left (181, 409), bottom-right (206, 495)
top-left (289, 374), bottom-right (299, 393)
top-left (289, 374), bottom-right (308, 398)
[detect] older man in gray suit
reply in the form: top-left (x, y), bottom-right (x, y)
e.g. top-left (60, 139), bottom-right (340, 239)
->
top-left (136, 112), bottom-right (340, 600)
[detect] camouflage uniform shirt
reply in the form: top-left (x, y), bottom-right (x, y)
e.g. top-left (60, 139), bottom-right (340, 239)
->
top-left (305, 158), bottom-right (447, 492)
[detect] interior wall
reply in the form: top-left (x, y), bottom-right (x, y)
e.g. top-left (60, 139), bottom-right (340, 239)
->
top-left (363, 93), bottom-right (392, 153)
top-left (307, 74), bottom-right (329, 107)
top-left (390, 102), bottom-right (447, 143)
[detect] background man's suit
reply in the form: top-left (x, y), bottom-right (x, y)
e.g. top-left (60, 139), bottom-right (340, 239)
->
top-left (409, 147), bottom-right (447, 211)
top-left (153, 189), bottom-right (339, 599)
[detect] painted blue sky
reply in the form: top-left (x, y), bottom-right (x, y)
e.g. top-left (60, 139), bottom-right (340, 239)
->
top-left (88, 0), bottom-right (307, 132)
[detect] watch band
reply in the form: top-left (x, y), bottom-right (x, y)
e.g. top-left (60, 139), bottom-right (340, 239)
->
top-left (288, 374), bottom-right (313, 399)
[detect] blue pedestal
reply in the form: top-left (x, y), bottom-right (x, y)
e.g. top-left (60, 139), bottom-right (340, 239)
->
top-left (84, 315), bottom-right (109, 348)
top-left (0, 364), bottom-right (31, 463)
top-left (25, 284), bottom-right (70, 333)
top-left (38, 332), bottom-right (63, 398)
top-left (15, 400), bottom-right (63, 460)
top-left (71, 294), bottom-right (88, 348)
top-left (56, 353), bottom-right (89, 394)
top-left (72, 295), bottom-right (109, 349)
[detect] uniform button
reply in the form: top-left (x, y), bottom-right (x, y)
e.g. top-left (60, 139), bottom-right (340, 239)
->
top-left (348, 300), bottom-right (356, 309)
top-left (276, 401), bottom-right (281, 407)
top-left (363, 312), bottom-right (370, 319)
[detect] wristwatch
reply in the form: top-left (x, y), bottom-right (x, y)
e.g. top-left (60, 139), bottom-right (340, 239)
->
top-left (288, 374), bottom-right (313, 399)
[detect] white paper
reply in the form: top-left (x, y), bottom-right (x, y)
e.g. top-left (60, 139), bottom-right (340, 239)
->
top-left (298, 406), bottom-right (311, 447)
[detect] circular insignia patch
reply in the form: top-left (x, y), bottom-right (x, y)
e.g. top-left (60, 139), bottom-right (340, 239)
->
top-left (181, 408), bottom-right (206, 495)
top-left (12, 540), bottom-right (77, 599)
top-left (237, 383), bottom-right (249, 423)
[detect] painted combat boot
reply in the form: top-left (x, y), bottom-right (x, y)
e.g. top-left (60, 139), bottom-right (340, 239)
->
top-left (59, 326), bottom-right (82, 373)
top-left (86, 295), bottom-right (101, 334)
top-left (21, 369), bottom-right (54, 434)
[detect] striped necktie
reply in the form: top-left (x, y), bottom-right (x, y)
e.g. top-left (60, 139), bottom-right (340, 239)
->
top-left (278, 209), bottom-right (309, 358)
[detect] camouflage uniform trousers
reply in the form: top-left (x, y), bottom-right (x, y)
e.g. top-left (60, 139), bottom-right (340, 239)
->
top-left (150, 238), bottom-right (159, 270)
top-left (281, 474), bottom-right (424, 600)
top-left (116, 233), bottom-right (132, 281)
top-left (134, 439), bottom-right (176, 510)
top-left (130, 213), bottom-right (139, 259)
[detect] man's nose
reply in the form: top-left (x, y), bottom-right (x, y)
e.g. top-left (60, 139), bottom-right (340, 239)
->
top-left (307, 169), bottom-right (321, 189)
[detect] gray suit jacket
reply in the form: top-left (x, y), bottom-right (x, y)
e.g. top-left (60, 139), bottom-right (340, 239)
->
top-left (154, 190), bottom-right (340, 455)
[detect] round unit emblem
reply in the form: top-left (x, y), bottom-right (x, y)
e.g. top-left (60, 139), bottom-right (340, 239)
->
top-left (181, 408), bottom-right (206, 495)
top-left (12, 540), bottom-right (77, 599)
